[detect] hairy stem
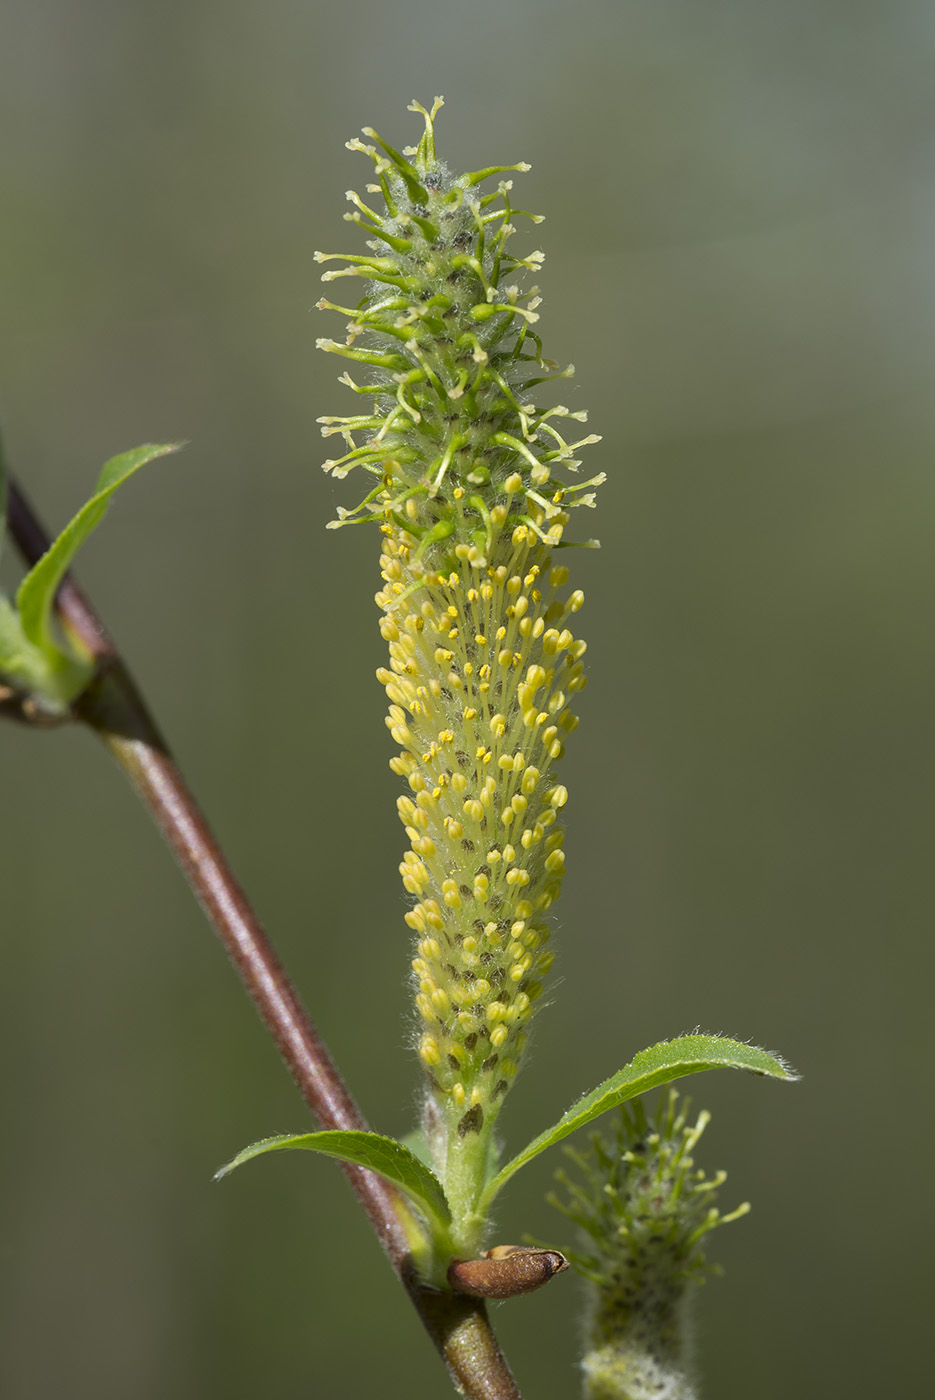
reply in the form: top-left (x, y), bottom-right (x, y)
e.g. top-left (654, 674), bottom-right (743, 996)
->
top-left (4, 473), bottom-right (521, 1400)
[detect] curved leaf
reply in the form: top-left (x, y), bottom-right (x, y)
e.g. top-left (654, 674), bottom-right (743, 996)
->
top-left (479, 1034), bottom-right (797, 1213)
top-left (0, 597), bottom-right (53, 695)
top-left (215, 1129), bottom-right (451, 1230)
top-left (17, 442), bottom-right (181, 659)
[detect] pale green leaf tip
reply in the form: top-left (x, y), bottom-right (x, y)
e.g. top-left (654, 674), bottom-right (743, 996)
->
top-left (212, 1150), bottom-right (246, 1182)
top-left (211, 1134), bottom-right (288, 1182)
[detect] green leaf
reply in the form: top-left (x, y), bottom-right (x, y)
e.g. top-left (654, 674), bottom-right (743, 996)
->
top-left (0, 596), bottom-right (52, 694)
top-left (215, 1129), bottom-right (452, 1231)
top-left (479, 1034), bottom-right (797, 1213)
top-left (16, 442), bottom-right (181, 661)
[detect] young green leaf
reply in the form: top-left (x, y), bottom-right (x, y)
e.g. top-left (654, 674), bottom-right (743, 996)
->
top-left (16, 442), bottom-right (181, 662)
top-left (0, 597), bottom-right (54, 696)
top-left (478, 1034), bottom-right (797, 1213)
top-left (214, 1129), bottom-right (452, 1231)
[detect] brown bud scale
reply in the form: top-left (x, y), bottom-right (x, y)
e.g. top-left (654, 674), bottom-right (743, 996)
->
top-left (447, 1245), bottom-right (569, 1299)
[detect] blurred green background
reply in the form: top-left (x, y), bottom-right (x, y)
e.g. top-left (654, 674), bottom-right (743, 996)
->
top-left (1, 1), bottom-right (932, 1396)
